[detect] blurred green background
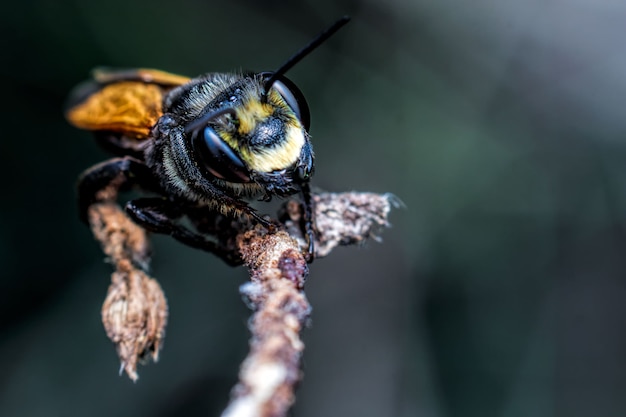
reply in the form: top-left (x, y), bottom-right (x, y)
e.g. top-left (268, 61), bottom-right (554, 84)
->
top-left (2, 0), bottom-right (626, 416)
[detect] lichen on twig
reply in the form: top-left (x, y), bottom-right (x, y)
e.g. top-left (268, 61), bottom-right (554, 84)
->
top-left (87, 191), bottom-right (398, 413)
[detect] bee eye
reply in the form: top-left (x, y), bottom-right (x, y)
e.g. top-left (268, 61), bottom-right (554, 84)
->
top-left (261, 72), bottom-right (311, 131)
top-left (191, 126), bottom-right (251, 183)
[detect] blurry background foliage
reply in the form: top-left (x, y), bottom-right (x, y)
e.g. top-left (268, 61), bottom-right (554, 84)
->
top-left (1, 0), bottom-right (626, 416)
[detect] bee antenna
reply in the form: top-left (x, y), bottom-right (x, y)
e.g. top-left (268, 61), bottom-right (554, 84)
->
top-left (185, 107), bottom-right (237, 134)
top-left (263, 15), bottom-right (351, 96)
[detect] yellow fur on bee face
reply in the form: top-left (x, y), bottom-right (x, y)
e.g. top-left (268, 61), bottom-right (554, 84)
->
top-left (245, 124), bottom-right (305, 172)
top-left (236, 100), bottom-right (274, 135)
top-left (226, 94), bottom-right (306, 173)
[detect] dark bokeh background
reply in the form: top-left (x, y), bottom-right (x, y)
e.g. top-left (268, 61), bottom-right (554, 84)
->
top-left (2, 0), bottom-right (626, 416)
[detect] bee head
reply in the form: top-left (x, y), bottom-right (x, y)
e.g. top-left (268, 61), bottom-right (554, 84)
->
top-left (182, 16), bottom-right (349, 195)
top-left (184, 73), bottom-right (312, 190)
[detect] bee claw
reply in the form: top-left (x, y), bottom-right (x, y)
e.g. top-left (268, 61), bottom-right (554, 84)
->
top-left (262, 218), bottom-right (282, 234)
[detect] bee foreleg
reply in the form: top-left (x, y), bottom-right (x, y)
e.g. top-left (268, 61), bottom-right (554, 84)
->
top-left (299, 182), bottom-right (316, 263)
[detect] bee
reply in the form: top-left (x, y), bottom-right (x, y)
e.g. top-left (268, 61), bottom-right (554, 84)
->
top-left (66, 17), bottom-right (350, 264)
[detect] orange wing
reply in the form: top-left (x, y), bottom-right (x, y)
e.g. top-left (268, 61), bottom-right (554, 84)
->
top-left (66, 68), bottom-right (191, 139)
top-left (92, 68), bottom-right (191, 86)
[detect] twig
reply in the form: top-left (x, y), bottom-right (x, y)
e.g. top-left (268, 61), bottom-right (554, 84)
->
top-left (222, 229), bottom-right (309, 417)
top-left (222, 192), bottom-right (399, 417)
top-left (87, 191), bottom-right (399, 413)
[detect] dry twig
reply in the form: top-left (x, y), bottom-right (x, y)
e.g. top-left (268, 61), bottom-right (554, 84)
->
top-left (221, 192), bottom-right (398, 416)
top-left (87, 191), bottom-right (398, 413)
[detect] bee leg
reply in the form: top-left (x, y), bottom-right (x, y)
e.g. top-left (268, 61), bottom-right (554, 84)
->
top-left (300, 182), bottom-right (316, 263)
top-left (247, 209), bottom-right (277, 232)
top-left (77, 156), bottom-right (161, 224)
top-left (126, 198), bottom-right (243, 266)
